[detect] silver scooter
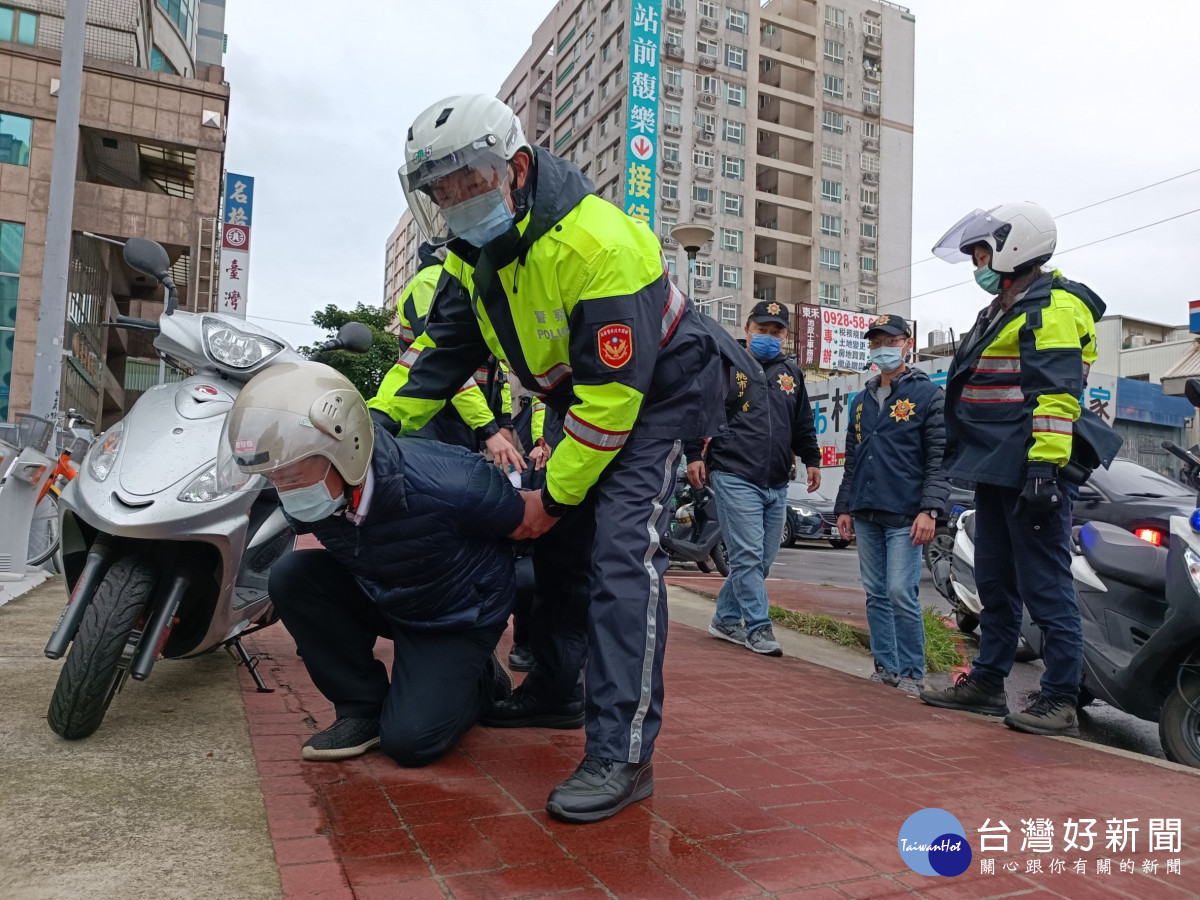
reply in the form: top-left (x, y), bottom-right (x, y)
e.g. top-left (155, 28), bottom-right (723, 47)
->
top-left (43, 237), bottom-right (371, 739)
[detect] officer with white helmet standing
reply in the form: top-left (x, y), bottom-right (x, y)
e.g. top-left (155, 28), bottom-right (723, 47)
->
top-left (369, 94), bottom-right (725, 822)
top-left (921, 203), bottom-right (1108, 737)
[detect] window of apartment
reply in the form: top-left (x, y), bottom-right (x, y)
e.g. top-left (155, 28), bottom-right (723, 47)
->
top-left (862, 120), bottom-right (880, 139)
top-left (665, 0), bottom-right (683, 15)
top-left (156, 0), bottom-right (195, 41)
top-left (720, 301), bottom-right (740, 325)
top-left (821, 145), bottom-right (843, 167)
top-left (695, 111), bottom-right (717, 132)
top-left (862, 16), bottom-right (882, 38)
top-left (820, 214), bottom-right (841, 237)
top-left (0, 220), bottom-right (23, 421)
top-left (822, 110), bottom-right (844, 133)
top-left (720, 227), bottom-right (743, 252)
top-left (0, 6), bottom-right (37, 45)
top-left (860, 152), bottom-right (880, 173)
top-left (0, 112), bottom-right (32, 166)
top-left (601, 39), bottom-right (612, 63)
top-left (825, 6), bottom-right (845, 27)
top-left (722, 191), bottom-right (743, 216)
top-left (697, 37), bottom-right (719, 56)
top-left (719, 264), bottom-right (742, 289)
top-left (692, 147), bottom-right (715, 167)
top-left (665, 254), bottom-right (677, 278)
top-left (860, 186), bottom-right (879, 205)
top-left (820, 179), bottom-right (842, 203)
top-left (860, 221), bottom-right (878, 239)
top-left (664, 104), bottom-right (682, 126)
top-left (722, 119), bottom-right (744, 143)
top-left (661, 214), bottom-right (677, 237)
top-left (726, 8), bottom-right (748, 32)
top-left (859, 290), bottom-right (876, 308)
top-left (698, 0), bottom-right (719, 17)
top-left (860, 255), bottom-right (876, 272)
top-left (726, 83), bottom-right (745, 107)
top-left (662, 179), bottom-right (679, 200)
top-left (862, 86), bottom-right (880, 105)
top-left (696, 73), bottom-right (720, 93)
top-left (693, 184), bottom-right (714, 204)
top-left (663, 141), bottom-right (680, 163)
top-left (666, 25), bottom-right (683, 50)
top-left (824, 39), bottom-right (844, 63)
top-left (611, 143), bottom-right (620, 163)
top-left (819, 247), bottom-right (841, 271)
top-left (722, 155), bottom-right (744, 180)
top-left (822, 75), bottom-right (844, 99)
top-left (695, 260), bottom-right (713, 278)
top-left (725, 44), bottom-right (746, 70)
top-left (585, 27), bottom-right (595, 46)
top-left (664, 65), bottom-right (682, 88)
top-left (819, 282), bottom-right (841, 304)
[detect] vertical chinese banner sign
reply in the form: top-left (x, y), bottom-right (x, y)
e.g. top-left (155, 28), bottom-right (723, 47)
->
top-left (623, 1), bottom-right (662, 226)
top-left (217, 173), bottom-right (254, 319)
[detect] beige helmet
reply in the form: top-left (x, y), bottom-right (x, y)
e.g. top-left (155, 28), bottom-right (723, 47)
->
top-left (218, 361), bottom-right (374, 490)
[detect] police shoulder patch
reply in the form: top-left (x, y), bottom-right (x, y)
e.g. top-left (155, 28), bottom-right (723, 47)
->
top-left (597, 323), bottom-right (634, 369)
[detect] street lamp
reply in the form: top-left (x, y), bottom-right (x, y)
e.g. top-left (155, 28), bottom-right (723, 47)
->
top-left (669, 222), bottom-right (715, 301)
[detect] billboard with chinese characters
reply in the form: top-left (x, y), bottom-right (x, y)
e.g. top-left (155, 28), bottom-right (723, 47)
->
top-left (621, 0), bottom-right (661, 226)
top-left (796, 304), bottom-right (823, 368)
top-left (819, 308), bottom-right (878, 372)
top-left (217, 173), bottom-right (254, 319)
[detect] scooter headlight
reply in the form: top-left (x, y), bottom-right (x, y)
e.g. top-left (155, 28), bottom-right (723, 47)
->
top-left (202, 317), bottom-right (283, 369)
top-left (87, 421), bottom-right (123, 481)
top-left (1185, 547), bottom-right (1200, 595)
top-left (179, 463), bottom-right (233, 503)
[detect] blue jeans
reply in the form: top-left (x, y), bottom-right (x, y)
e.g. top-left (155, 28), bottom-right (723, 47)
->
top-left (854, 517), bottom-right (926, 679)
top-left (711, 471), bottom-right (788, 632)
top-left (972, 481), bottom-right (1081, 703)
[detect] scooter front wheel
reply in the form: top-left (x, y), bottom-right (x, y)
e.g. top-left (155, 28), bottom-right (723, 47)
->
top-left (1159, 679), bottom-right (1200, 768)
top-left (47, 555), bottom-right (156, 740)
top-left (710, 540), bottom-right (729, 577)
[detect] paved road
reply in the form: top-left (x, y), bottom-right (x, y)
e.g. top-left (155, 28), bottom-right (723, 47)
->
top-left (770, 541), bottom-right (1168, 763)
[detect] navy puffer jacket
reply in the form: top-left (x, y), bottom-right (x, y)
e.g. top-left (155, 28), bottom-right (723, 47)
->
top-left (294, 424), bottom-right (526, 630)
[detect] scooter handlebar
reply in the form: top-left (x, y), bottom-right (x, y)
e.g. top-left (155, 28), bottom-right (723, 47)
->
top-left (1162, 440), bottom-right (1200, 467)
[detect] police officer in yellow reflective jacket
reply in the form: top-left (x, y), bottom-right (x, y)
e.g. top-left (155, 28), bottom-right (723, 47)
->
top-left (369, 94), bottom-right (724, 823)
top-left (394, 242), bottom-right (519, 466)
top-left (922, 202), bottom-right (1104, 737)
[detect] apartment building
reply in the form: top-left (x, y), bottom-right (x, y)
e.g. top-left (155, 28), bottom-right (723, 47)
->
top-left (384, 0), bottom-right (914, 355)
top-left (0, 1), bottom-right (229, 425)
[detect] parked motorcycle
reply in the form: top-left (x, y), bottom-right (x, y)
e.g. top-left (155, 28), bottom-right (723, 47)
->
top-left (43, 237), bottom-right (371, 740)
top-left (663, 474), bottom-right (727, 576)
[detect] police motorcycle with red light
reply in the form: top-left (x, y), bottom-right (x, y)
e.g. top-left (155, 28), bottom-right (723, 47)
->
top-left (43, 237), bottom-right (372, 740)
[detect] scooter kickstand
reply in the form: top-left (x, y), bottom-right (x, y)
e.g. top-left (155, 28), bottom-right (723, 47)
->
top-left (228, 637), bottom-right (274, 693)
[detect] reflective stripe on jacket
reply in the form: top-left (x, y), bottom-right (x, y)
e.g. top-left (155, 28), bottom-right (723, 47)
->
top-left (944, 271), bottom-right (1101, 489)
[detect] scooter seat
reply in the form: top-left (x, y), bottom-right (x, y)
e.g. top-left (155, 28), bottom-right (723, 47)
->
top-left (1078, 522), bottom-right (1167, 593)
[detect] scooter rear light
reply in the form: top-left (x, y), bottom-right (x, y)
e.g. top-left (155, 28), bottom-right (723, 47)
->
top-left (1135, 528), bottom-right (1164, 546)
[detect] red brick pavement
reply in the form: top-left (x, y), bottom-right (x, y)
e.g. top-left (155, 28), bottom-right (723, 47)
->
top-left (238, 614), bottom-right (1200, 899)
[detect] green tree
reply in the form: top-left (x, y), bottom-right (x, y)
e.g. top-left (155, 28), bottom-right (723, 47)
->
top-left (300, 303), bottom-right (399, 399)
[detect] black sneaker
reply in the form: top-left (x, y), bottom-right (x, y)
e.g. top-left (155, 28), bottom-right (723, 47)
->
top-left (1004, 692), bottom-right (1080, 736)
top-left (301, 717), bottom-right (380, 761)
top-left (508, 644), bottom-right (536, 672)
top-left (545, 754), bottom-right (655, 824)
top-left (919, 672), bottom-right (1009, 717)
top-left (479, 684), bottom-right (585, 729)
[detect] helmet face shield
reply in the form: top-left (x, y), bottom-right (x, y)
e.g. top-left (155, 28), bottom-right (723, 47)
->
top-left (932, 208), bottom-right (996, 263)
top-left (216, 407), bottom-right (338, 493)
top-left (400, 143), bottom-right (510, 244)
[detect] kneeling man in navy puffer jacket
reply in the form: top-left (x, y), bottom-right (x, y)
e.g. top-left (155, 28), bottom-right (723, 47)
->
top-left (219, 361), bottom-right (526, 766)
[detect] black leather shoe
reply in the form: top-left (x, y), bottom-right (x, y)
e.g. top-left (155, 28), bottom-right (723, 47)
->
top-left (489, 652), bottom-right (513, 704)
top-left (546, 755), bottom-right (655, 824)
top-left (508, 644), bottom-right (536, 672)
top-left (479, 684), bottom-right (584, 729)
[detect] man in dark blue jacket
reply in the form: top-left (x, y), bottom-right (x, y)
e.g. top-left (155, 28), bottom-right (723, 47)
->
top-left (834, 315), bottom-right (949, 694)
top-left (685, 301), bottom-right (821, 656)
top-left (220, 362), bottom-right (525, 766)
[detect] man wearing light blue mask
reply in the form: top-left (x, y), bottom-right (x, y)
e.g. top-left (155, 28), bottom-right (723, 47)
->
top-left (834, 315), bottom-right (949, 695)
top-left (685, 301), bottom-right (821, 658)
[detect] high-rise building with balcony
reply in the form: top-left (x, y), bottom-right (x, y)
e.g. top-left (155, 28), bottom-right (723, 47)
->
top-left (384, 0), bottom-right (914, 356)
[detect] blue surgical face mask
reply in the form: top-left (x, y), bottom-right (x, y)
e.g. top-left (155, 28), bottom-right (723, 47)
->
top-left (442, 188), bottom-right (514, 247)
top-left (869, 345), bottom-right (905, 372)
top-left (749, 334), bottom-right (782, 360)
top-left (974, 266), bottom-right (1002, 295)
top-left (279, 480), bottom-right (345, 522)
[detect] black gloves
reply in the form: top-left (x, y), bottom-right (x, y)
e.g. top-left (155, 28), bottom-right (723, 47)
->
top-left (1017, 462), bottom-right (1062, 527)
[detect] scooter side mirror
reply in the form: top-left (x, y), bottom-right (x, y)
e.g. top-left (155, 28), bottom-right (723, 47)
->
top-left (1185, 378), bottom-right (1200, 409)
top-left (337, 322), bottom-right (373, 354)
top-left (123, 238), bottom-right (171, 283)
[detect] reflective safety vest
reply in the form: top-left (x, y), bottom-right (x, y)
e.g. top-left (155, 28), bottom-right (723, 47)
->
top-left (370, 149), bottom-right (723, 506)
top-left (944, 271), bottom-right (1101, 489)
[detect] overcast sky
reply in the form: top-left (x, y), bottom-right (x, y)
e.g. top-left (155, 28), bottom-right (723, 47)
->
top-left (222, 0), bottom-right (1200, 350)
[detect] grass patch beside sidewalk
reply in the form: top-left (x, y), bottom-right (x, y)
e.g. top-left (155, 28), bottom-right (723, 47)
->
top-left (768, 606), bottom-right (863, 649)
top-left (923, 607), bottom-right (967, 674)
